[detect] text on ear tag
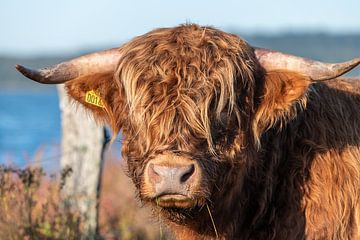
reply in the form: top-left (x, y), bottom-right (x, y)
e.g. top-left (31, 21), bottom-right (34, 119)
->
top-left (85, 90), bottom-right (105, 108)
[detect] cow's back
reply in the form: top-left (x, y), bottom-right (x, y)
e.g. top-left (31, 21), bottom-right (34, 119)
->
top-left (301, 77), bottom-right (360, 239)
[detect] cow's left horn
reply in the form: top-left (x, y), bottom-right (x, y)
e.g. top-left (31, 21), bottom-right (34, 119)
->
top-left (15, 48), bottom-right (121, 84)
top-left (254, 47), bottom-right (360, 81)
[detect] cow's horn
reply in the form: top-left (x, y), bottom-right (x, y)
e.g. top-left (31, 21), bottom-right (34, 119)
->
top-left (254, 47), bottom-right (360, 81)
top-left (15, 48), bottom-right (121, 84)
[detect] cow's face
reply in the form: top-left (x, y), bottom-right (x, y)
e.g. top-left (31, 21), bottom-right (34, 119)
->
top-left (16, 24), bottom-right (360, 223)
top-left (114, 25), bottom-right (260, 218)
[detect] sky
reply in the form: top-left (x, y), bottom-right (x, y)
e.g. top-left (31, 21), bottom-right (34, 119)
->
top-left (1, 0), bottom-right (359, 57)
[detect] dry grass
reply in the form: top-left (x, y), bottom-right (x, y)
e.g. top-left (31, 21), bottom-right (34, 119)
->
top-left (0, 166), bottom-right (81, 240)
top-left (99, 158), bottom-right (170, 240)
top-left (0, 157), bottom-right (171, 240)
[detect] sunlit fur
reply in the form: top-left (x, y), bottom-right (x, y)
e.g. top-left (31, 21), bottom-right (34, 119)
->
top-left (65, 25), bottom-right (360, 239)
top-left (114, 25), bottom-right (261, 155)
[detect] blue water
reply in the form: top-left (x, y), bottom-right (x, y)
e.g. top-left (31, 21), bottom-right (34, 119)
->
top-left (0, 89), bottom-right (122, 169)
top-left (0, 89), bottom-right (61, 167)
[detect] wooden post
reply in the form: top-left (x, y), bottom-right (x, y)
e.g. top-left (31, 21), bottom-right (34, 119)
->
top-left (57, 85), bottom-right (105, 238)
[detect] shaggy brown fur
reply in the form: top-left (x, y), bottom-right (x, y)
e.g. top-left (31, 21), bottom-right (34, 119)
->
top-left (65, 24), bottom-right (360, 239)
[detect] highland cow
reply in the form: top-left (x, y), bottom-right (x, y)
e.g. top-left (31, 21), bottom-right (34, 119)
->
top-left (16, 24), bottom-right (360, 239)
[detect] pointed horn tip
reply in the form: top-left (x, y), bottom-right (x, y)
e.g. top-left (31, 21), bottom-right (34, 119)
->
top-left (341, 57), bottom-right (360, 72)
top-left (15, 64), bottom-right (25, 72)
top-left (15, 64), bottom-right (48, 83)
top-left (15, 64), bottom-right (32, 77)
top-left (339, 57), bottom-right (360, 71)
top-left (348, 57), bottom-right (360, 65)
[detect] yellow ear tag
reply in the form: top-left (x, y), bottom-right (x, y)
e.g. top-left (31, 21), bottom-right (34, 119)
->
top-left (85, 90), bottom-right (105, 108)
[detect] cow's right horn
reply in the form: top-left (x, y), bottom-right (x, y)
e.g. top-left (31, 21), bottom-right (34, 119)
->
top-left (15, 48), bottom-right (121, 84)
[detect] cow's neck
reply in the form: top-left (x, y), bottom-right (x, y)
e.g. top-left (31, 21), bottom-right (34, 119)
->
top-left (168, 127), bottom-right (308, 239)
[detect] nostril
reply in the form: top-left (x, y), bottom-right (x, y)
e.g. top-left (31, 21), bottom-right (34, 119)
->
top-left (148, 163), bottom-right (162, 184)
top-left (148, 163), bottom-right (196, 186)
top-left (180, 164), bottom-right (195, 183)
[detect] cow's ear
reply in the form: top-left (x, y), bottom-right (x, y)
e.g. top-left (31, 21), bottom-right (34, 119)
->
top-left (64, 72), bottom-right (126, 135)
top-left (15, 48), bottom-right (124, 134)
top-left (253, 70), bottom-right (311, 142)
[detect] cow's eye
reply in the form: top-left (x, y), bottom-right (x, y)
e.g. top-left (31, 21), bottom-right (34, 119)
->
top-left (211, 120), bottom-right (227, 140)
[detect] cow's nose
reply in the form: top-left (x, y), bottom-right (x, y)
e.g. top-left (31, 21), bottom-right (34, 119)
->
top-left (149, 163), bottom-right (195, 184)
top-left (147, 162), bottom-right (197, 196)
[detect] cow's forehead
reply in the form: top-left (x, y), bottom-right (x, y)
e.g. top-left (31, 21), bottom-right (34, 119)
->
top-left (116, 24), bottom-right (257, 100)
top-left (117, 24), bottom-right (254, 69)
top-left (112, 24), bottom-right (260, 154)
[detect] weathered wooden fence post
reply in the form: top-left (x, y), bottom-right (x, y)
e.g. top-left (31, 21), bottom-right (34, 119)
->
top-left (57, 85), bottom-right (105, 238)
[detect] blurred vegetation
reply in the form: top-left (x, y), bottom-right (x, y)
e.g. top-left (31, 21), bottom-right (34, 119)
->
top-left (1, 33), bottom-right (359, 90)
top-left (0, 166), bottom-right (82, 239)
top-left (0, 158), bottom-right (170, 240)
